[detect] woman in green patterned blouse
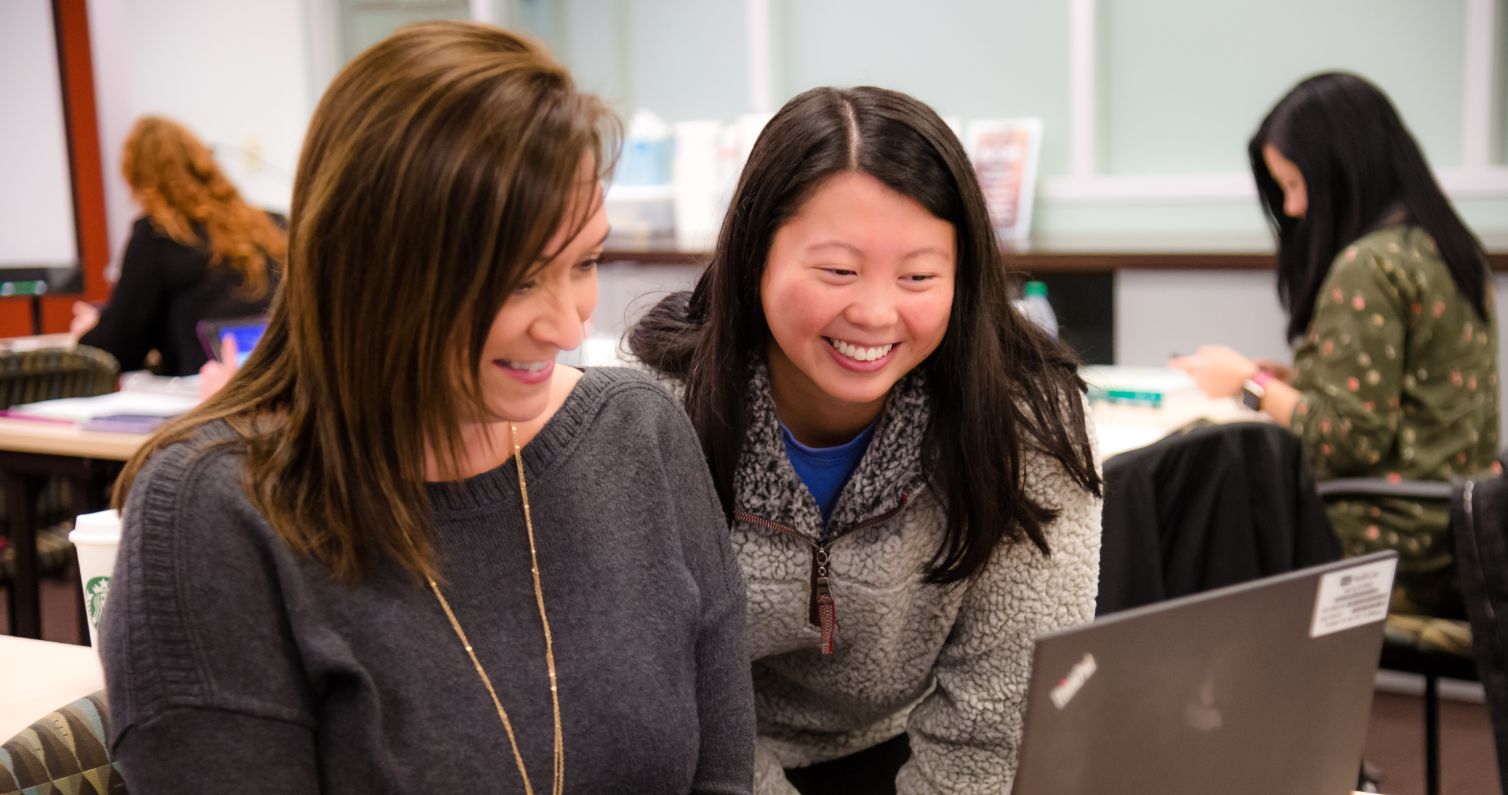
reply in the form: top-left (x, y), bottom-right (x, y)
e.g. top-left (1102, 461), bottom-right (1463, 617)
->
top-left (1173, 73), bottom-right (1499, 619)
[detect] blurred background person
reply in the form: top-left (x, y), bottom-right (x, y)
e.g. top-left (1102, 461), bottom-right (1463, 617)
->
top-left (70, 115), bottom-right (285, 376)
top-left (1173, 72), bottom-right (1499, 621)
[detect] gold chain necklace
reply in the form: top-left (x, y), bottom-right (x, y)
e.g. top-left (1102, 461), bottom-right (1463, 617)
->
top-left (424, 422), bottom-right (563, 795)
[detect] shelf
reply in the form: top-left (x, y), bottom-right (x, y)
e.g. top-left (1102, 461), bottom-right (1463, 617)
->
top-left (602, 233), bottom-right (1508, 273)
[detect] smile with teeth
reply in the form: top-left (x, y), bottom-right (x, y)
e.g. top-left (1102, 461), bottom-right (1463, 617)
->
top-left (499, 359), bottom-right (551, 372)
top-left (826, 338), bottom-right (894, 362)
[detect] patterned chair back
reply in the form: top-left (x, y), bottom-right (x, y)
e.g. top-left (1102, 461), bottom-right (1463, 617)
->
top-left (0, 344), bottom-right (120, 581)
top-left (0, 345), bottom-right (119, 410)
top-left (0, 690), bottom-right (126, 793)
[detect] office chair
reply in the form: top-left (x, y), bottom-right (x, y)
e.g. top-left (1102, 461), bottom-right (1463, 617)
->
top-left (1450, 471), bottom-right (1508, 795)
top-left (0, 345), bottom-right (119, 409)
top-left (0, 343), bottom-right (120, 532)
top-left (1315, 477), bottom-right (1481, 795)
top-left (0, 345), bottom-right (119, 635)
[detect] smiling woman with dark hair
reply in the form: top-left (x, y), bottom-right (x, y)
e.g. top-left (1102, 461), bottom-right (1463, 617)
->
top-left (1174, 72), bottom-right (1499, 620)
top-left (631, 85), bottom-right (1103, 794)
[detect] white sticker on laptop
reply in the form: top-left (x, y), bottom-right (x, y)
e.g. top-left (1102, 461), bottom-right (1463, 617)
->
top-left (1310, 557), bottom-right (1397, 638)
top-left (1049, 653), bottom-right (1097, 709)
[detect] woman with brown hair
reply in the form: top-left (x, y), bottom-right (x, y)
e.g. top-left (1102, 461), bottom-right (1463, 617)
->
top-left (74, 115), bottom-right (286, 375)
top-left (101, 22), bottom-right (753, 793)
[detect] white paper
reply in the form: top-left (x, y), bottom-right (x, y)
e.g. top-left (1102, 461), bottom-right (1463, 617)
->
top-left (1310, 557), bottom-right (1397, 638)
top-left (9, 390), bottom-right (199, 422)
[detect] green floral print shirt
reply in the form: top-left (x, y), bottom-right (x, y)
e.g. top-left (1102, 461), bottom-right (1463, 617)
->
top-left (1289, 225), bottom-right (1499, 583)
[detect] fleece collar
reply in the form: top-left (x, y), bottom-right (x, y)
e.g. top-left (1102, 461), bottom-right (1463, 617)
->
top-left (733, 361), bottom-right (932, 540)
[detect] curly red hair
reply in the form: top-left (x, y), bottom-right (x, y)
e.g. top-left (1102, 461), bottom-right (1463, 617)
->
top-left (120, 116), bottom-right (286, 298)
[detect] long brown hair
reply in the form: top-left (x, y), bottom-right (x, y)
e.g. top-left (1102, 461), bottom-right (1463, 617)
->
top-left (121, 116), bottom-right (287, 299)
top-left (629, 86), bottom-right (1101, 585)
top-left (113, 21), bottom-right (618, 583)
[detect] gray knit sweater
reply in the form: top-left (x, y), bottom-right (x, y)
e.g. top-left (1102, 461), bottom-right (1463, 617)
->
top-left (102, 367), bottom-right (755, 794)
top-left (731, 366), bottom-right (1102, 794)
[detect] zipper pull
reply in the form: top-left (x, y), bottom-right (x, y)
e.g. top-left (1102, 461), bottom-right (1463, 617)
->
top-left (809, 547), bottom-right (837, 655)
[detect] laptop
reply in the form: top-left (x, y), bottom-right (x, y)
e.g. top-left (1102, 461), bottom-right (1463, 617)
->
top-left (1013, 551), bottom-right (1397, 794)
top-left (196, 315), bottom-right (268, 366)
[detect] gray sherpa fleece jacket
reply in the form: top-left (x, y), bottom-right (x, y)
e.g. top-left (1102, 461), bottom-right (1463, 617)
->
top-left (731, 365), bottom-right (1102, 794)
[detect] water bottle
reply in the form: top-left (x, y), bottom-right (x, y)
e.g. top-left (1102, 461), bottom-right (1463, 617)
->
top-left (1014, 280), bottom-right (1058, 338)
top-left (616, 109), bottom-right (672, 186)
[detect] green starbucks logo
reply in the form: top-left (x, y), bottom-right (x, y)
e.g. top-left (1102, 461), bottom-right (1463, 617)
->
top-left (86, 575), bottom-right (110, 631)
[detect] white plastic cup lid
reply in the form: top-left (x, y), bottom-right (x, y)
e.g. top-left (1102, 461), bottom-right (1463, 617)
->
top-left (70, 509), bottom-right (122, 543)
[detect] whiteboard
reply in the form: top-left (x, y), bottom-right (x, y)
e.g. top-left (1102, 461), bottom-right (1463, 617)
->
top-left (0, 0), bottom-right (80, 271)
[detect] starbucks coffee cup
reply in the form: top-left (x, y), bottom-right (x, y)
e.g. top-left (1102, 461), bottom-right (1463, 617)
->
top-left (70, 509), bottom-right (122, 651)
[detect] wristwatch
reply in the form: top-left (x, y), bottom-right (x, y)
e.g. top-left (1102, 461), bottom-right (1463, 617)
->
top-left (1241, 370), bottom-right (1275, 411)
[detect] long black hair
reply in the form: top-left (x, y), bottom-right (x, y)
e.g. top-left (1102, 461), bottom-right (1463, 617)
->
top-left (629, 86), bottom-right (1101, 584)
top-left (1251, 72), bottom-right (1488, 341)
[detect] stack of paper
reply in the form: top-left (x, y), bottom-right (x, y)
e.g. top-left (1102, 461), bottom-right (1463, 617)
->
top-left (1080, 366), bottom-right (1200, 409)
top-left (6, 391), bottom-right (199, 431)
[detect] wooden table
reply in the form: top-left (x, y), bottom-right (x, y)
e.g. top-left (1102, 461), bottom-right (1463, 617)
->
top-left (0, 417), bottom-right (148, 460)
top-left (0, 634), bottom-right (104, 740)
top-left (1085, 366), bottom-right (1268, 460)
top-left (0, 333), bottom-right (74, 353)
top-left (1091, 395), bottom-right (1265, 459)
top-left (0, 417), bottom-right (142, 640)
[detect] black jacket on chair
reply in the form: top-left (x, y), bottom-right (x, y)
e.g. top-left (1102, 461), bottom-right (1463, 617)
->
top-left (1098, 421), bottom-right (1341, 616)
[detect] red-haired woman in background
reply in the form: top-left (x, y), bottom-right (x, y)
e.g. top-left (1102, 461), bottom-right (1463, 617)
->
top-left (72, 116), bottom-right (285, 376)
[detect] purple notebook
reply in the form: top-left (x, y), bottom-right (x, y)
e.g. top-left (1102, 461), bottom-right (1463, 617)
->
top-left (77, 414), bottom-right (170, 434)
